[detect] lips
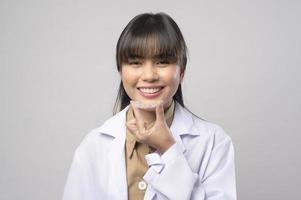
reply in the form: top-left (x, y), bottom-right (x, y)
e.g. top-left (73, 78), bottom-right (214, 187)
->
top-left (138, 87), bottom-right (163, 94)
top-left (137, 87), bottom-right (164, 98)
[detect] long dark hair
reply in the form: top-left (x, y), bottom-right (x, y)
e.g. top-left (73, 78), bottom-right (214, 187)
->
top-left (113, 12), bottom-right (187, 115)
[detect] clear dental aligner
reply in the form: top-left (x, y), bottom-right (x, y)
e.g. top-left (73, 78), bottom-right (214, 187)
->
top-left (132, 101), bottom-right (157, 109)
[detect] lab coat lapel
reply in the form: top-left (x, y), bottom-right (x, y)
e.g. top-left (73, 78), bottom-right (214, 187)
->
top-left (170, 101), bottom-right (200, 152)
top-left (97, 106), bottom-right (130, 200)
top-left (107, 134), bottom-right (128, 200)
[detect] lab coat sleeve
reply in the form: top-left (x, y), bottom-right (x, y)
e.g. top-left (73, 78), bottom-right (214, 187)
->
top-left (62, 148), bottom-right (97, 200)
top-left (143, 130), bottom-right (236, 200)
top-left (143, 143), bottom-right (199, 200)
top-left (199, 135), bottom-right (237, 200)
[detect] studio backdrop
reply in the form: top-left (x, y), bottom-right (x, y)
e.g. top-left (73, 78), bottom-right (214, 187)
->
top-left (0, 0), bottom-right (300, 199)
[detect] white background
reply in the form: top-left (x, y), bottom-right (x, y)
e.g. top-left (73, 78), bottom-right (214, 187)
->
top-left (1, 0), bottom-right (300, 199)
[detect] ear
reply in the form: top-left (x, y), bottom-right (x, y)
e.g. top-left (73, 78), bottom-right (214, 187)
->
top-left (180, 68), bottom-right (185, 82)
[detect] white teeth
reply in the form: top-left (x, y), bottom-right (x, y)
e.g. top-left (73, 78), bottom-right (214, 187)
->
top-left (139, 87), bottom-right (161, 94)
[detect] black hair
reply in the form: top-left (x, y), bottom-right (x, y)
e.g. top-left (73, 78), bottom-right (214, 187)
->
top-left (113, 12), bottom-right (202, 120)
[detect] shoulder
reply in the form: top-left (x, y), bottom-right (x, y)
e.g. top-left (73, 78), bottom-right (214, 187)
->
top-left (194, 116), bottom-right (231, 143)
top-left (176, 102), bottom-right (233, 145)
top-left (73, 128), bottom-right (102, 158)
top-left (74, 105), bottom-right (129, 156)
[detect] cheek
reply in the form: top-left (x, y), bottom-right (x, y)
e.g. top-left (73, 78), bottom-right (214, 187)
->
top-left (163, 67), bottom-right (181, 86)
top-left (121, 68), bottom-right (138, 86)
top-left (120, 68), bottom-right (142, 100)
top-left (158, 68), bottom-right (181, 101)
top-left (173, 66), bottom-right (181, 79)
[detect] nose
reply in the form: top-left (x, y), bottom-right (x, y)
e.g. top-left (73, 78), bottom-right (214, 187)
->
top-left (141, 62), bottom-right (159, 82)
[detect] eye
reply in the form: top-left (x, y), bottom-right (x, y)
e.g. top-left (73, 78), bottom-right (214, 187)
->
top-left (127, 59), bottom-right (142, 66)
top-left (156, 60), bottom-right (170, 66)
top-left (129, 61), bottom-right (141, 65)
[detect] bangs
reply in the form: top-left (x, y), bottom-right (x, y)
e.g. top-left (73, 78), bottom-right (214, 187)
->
top-left (118, 28), bottom-right (180, 65)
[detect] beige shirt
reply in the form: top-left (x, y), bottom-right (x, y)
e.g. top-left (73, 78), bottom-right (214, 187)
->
top-left (125, 100), bottom-right (175, 200)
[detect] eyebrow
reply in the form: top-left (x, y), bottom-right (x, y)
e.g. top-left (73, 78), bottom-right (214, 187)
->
top-left (127, 54), bottom-right (144, 59)
top-left (126, 52), bottom-right (177, 61)
top-left (153, 53), bottom-right (169, 59)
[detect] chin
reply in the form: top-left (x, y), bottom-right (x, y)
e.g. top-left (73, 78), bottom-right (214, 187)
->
top-left (132, 99), bottom-right (159, 111)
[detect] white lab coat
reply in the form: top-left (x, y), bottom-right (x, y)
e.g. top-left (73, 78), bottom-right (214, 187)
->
top-left (63, 101), bottom-right (237, 200)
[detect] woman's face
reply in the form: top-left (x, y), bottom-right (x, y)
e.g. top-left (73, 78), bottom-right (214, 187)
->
top-left (120, 58), bottom-right (184, 109)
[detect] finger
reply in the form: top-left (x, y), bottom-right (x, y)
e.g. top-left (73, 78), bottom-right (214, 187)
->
top-left (130, 101), bottom-right (145, 133)
top-left (126, 118), bottom-right (137, 130)
top-left (127, 118), bottom-right (136, 124)
top-left (125, 121), bottom-right (139, 135)
top-left (127, 119), bottom-right (152, 138)
top-left (126, 127), bottom-right (141, 142)
top-left (155, 100), bottom-right (165, 124)
top-left (145, 121), bottom-right (155, 129)
top-left (126, 122), bottom-right (145, 141)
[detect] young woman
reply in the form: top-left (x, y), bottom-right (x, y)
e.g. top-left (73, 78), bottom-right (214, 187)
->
top-left (63, 12), bottom-right (237, 200)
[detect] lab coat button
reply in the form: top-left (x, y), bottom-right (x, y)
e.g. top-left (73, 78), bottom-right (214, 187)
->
top-left (138, 180), bottom-right (147, 190)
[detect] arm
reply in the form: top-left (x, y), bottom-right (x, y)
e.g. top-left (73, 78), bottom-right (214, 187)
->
top-left (62, 148), bottom-right (98, 200)
top-left (63, 150), bottom-right (84, 200)
top-left (143, 135), bottom-right (236, 200)
top-left (126, 101), bottom-right (236, 199)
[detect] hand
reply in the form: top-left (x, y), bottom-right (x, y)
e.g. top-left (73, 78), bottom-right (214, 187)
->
top-left (125, 100), bottom-right (176, 154)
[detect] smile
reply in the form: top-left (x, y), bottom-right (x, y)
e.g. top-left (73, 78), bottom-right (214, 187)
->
top-left (138, 87), bottom-right (163, 94)
top-left (137, 87), bottom-right (164, 98)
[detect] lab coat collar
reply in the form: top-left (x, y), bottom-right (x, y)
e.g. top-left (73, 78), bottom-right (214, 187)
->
top-left (170, 101), bottom-right (199, 136)
top-left (97, 105), bottom-right (129, 138)
top-left (97, 101), bottom-right (199, 141)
